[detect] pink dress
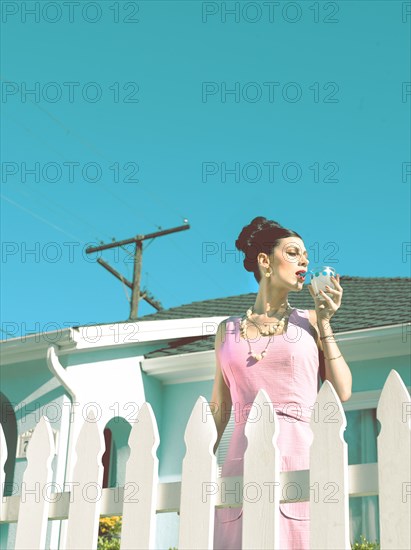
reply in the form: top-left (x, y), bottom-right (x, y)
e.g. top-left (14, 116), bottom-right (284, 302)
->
top-left (213, 309), bottom-right (321, 550)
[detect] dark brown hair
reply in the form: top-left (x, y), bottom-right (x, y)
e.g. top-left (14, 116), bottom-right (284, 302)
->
top-left (235, 216), bottom-right (302, 283)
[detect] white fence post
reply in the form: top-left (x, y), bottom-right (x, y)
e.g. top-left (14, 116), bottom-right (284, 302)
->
top-left (120, 402), bottom-right (160, 550)
top-left (65, 412), bottom-right (104, 550)
top-left (243, 388), bottom-right (281, 550)
top-left (14, 416), bottom-right (55, 550)
top-left (377, 369), bottom-right (411, 549)
top-left (310, 380), bottom-right (350, 550)
top-left (178, 396), bottom-right (218, 550)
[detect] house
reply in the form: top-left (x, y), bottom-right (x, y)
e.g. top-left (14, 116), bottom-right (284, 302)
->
top-left (0, 275), bottom-right (410, 549)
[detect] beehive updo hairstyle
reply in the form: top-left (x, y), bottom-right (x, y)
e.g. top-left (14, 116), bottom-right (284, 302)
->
top-left (235, 216), bottom-right (302, 283)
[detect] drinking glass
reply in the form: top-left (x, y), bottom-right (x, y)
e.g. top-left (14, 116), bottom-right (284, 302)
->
top-left (308, 266), bottom-right (337, 301)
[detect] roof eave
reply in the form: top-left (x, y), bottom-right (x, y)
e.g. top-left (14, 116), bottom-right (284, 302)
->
top-left (0, 316), bottom-right (228, 366)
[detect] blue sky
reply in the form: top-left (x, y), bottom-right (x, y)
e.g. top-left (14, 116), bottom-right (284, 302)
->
top-left (1, 0), bottom-right (410, 339)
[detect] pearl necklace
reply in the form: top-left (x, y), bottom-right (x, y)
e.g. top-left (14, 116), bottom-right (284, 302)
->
top-left (239, 302), bottom-right (292, 361)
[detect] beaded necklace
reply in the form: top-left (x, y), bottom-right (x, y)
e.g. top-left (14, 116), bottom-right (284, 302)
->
top-left (239, 302), bottom-right (292, 361)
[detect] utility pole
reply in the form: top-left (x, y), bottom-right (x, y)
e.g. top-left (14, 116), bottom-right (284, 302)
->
top-left (85, 222), bottom-right (190, 320)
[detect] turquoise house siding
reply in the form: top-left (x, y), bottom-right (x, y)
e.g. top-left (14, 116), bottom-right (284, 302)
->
top-left (158, 380), bottom-right (213, 479)
top-left (141, 371), bottom-right (164, 452)
top-left (348, 355), bottom-right (410, 391)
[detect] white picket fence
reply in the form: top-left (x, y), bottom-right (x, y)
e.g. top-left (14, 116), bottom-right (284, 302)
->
top-left (0, 369), bottom-right (410, 550)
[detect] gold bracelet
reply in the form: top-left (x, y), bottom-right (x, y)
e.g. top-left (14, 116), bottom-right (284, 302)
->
top-left (323, 353), bottom-right (342, 361)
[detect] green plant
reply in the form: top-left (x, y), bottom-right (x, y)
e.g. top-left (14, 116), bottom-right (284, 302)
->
top-left (98, 516), bottom-right (122, 550)
top-left (351, 534), bottom-right (380, 549)
top-left (97, 537), bottom-right (120, 550)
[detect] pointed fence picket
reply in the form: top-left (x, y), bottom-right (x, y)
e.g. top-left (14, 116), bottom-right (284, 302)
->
top-left (310, 381), bottom-right (350, 550)
top-left (0, 369), bottom-right (410, 550)
top-left (178, 396), bottom-right (218, 550)
top-left (376, 370), bottom-right (411, 550)
top-left (120, 402), bottom-right (160, 550)
top-left (65, 412), bottom-right (105, 550)
top-left (242, 389), bottom-right (280, 550)
top-left (14, 417), bottom-right (55, 550)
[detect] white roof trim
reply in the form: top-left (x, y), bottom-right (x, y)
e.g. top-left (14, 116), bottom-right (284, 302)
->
top-left (0, 317), bottom-right (227, 366)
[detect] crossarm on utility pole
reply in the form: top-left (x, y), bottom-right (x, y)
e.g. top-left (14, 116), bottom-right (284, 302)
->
top-left (85, 223), bottom-right (190, 319)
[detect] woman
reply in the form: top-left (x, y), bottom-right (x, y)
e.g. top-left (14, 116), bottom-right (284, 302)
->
top-left (211, 216), bottom-right (352, 550)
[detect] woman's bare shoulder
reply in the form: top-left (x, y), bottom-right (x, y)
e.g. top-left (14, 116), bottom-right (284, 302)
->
top-left (215, 316), bottom-right (241, 345)
top-left (217, 315), bottom-right (241, 328)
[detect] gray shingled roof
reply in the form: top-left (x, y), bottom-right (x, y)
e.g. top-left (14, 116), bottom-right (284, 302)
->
top-left (138, 276), bottom-right (411, 359)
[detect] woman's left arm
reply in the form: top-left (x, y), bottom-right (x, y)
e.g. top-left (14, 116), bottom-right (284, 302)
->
top-left (308, 274), bottom-right (352, 402)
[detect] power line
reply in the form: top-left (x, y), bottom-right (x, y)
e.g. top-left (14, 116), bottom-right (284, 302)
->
top-left (13, 184), bottom-right (112, 244)
top-left (2, 99), bottom-right (166, 231)
top-left (1, 75), bottom-right (231, 297)
top-left (2, 76), bottom-right (188, 232)
top-left (4, 109), bottom-right (168, 244)
top-left (3, 186), bottom-right (136, 279)
top-left (1, 194), bottom-right (82, 241)
top-left (4, 112), bottom-right (71, 161)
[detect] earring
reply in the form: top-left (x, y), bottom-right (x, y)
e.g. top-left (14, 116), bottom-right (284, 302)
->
top-left (265, 267), bottom-right (272, 278)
